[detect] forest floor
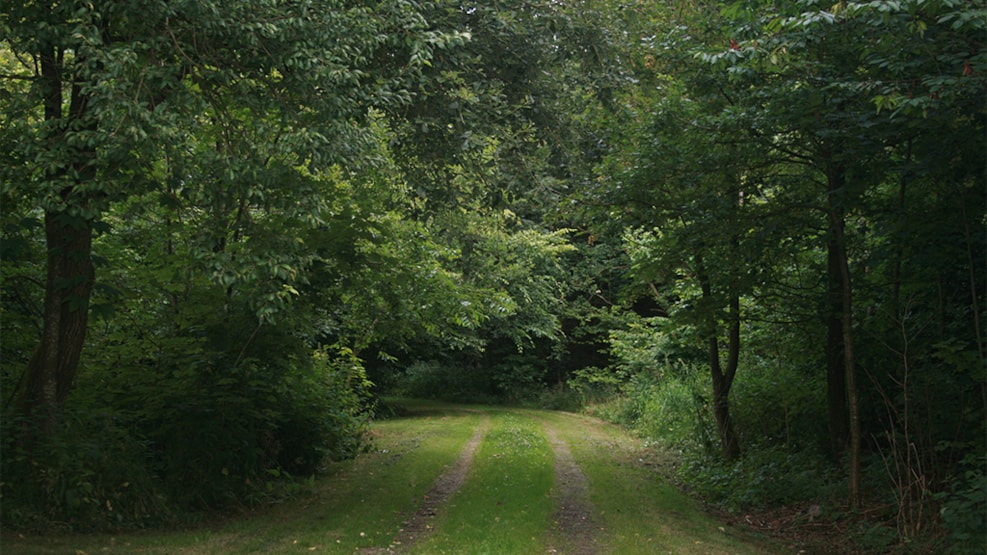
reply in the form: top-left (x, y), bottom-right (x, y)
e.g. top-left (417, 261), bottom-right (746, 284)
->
top-left (4, 401), bottom-right (837, 554)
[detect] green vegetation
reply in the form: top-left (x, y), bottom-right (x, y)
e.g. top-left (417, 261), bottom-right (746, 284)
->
top-left (537, 410), bottom-right (771, 555)
top-left (411, 412), bottom-right (554, 555)
top-left (3, 403), bottom-right (779, 554)
top-left (2, 0), bottom-right (984, 553)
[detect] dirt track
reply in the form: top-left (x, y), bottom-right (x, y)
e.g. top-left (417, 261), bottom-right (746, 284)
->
top-left (361, 413), bottom-right (602, 554)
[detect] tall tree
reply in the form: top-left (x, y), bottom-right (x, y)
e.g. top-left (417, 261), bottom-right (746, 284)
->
top-left (1, 0), bottom-right (442, 431)
top-left (692, 0), bottom-right (986, 507)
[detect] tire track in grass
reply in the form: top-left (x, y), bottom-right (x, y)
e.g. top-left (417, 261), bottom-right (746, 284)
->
top-left (361, 413), bottom-right (490, 554)
top-left (544, 422), bottom-right (600, 555)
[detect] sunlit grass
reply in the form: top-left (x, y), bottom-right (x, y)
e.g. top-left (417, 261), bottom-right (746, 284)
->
top-left (409, 411), bottom-right (554, 555)
top-left (537, 410), bottom-right (779, 554)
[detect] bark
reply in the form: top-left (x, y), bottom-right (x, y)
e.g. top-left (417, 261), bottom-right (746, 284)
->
top-left (20, 215), bottom-right (95, 430)
top-left (826, 160), bottom-right (862, 509)
top-left (699, 269), bottom-right (741, 461)
top-left (17, 40), bottom-right (97, 432)
top-left (826, 230), bottom-right (849, 458)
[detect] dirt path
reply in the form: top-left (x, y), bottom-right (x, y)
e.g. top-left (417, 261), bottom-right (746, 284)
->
top-left (544, 423), bottom-right (600, 555)
top-left (362, 415), bottom-right (490, 554)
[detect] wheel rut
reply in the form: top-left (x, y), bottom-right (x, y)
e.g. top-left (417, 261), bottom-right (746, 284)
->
top-left (544, 423), bottom-right (600, 555)
top-left (361, 414), bottom-right (490, 554)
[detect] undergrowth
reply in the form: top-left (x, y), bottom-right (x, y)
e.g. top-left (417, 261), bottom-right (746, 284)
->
top-left (0, 347), bottom-right (373, 532)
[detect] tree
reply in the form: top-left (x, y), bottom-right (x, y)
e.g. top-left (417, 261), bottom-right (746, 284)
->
top-left (1, 0), bottom-right (444, 432)
top-left (586, 71), bottom-right (772, 460)
top-left (690, 0), bottom-right (985, 510)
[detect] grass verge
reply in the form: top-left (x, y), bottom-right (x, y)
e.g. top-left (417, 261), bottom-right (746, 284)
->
top-left (536, 410), bottom-right (779, 554)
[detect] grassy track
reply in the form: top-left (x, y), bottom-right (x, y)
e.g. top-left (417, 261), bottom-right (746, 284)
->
top-left (408, 411), bottom-right (554, 555)
top-left (535, 410), bottom-right (771, 554)
top-left (2, 402), bottom-right (780, 554)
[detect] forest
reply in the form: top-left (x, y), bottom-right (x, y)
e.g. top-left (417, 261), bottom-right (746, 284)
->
top-left (1, 0), bottom-right (984, 553)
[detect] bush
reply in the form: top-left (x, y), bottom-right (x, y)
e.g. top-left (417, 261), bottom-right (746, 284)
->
top-left (581, 353), bottom-right (841, 512)
top-left (0, 407), bottom-right (168, 531)
top-left (0, 345), bottom-right (373, 530)
top-left (142, 348), bottom-right (372, 509)
top-left (390, 359), bottom-right (497, 403)
top-left (936, 456), bottom-right (987, 554)
top-left (532, 384), bottom-right (583, 411)
top-left (586, 366), bottom-right (714, 453)
top-left (490, 352), bottom-right (546, 402)
top-left (568, 366), bottom-right (622, 406)
top-left (678, 445), bottom-right (841, 510)
top-left (730, 355), bottom-right (827, 452)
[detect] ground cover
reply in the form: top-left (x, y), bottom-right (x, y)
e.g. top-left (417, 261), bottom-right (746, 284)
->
top-left (2, 402), bottom-right (781, 554)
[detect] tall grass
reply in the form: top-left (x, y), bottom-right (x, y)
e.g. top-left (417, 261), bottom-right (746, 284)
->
top-left (582, 359), bottom-right (841, 511)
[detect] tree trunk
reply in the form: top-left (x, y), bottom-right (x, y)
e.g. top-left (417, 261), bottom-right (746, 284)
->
top-left (16, 40), bottom-right (96, 433)
top-left (827, 160), bottom-right (862, 509)
top-left (19, 213), bottom-right (95, 430)
top-left (699, 269), bottom-right (741, 461)
top-left (826, 233), bottom-right (849, 458)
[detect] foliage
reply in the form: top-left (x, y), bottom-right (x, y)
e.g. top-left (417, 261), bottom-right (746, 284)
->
top-left (531, 384), bottom-right (584, 412)
top-left (730, 353), bottom-right (827, 452)
top-left (0, 341), bottom-right (373, 528)
top-left (574, 0), bottom-right (984, 546)
top-left (0, 407), bottom-right (167, 531)
top-left (0, 0), bottom-right (983, 547)
top-left (568, 366), bottom-right (623, 407)
top-left (679, 446), bottom-right (842, 511)
top-left (390, 360), bottom-right (496, 405)
top-left (936, 456), bottom-right (987, 554)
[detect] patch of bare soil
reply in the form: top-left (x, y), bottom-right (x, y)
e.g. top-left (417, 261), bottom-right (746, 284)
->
top-left (544, 424), bottom-right (600, 555)
top-left (360, 416), bottom-right (490, 554)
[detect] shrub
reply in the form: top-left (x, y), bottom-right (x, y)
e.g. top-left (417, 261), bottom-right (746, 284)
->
top-left (0, 407), bottom-right (168, 531)
top-left (588, 366), bottom-right (714, 453)
top-left (391, 359), bottom-right (497, 403)
top-left (936, 455), bottom-right (987, 554)
top-left (1, 345), bottom-right (374, 530)
top-left (490, 352), bottom-right (546, 402)
top-left (532, 384), bottom-right (583, 411)
top-left (143, 348), bottom-right (372, 508)
top-left (679, 445), bottom-right (840, 510)
top-left (568, 366), bottom-right (622, 406)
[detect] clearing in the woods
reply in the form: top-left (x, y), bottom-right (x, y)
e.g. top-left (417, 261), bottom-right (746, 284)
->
top-left (4, 402), bottom-right (782, 554)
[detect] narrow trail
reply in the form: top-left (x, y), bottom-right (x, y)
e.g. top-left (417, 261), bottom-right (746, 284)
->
top-left (362, 414), bottom-right (490, 554)
top-left (544, 423), bottom-right (600, 555)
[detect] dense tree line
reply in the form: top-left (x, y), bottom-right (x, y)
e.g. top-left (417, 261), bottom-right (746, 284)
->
top-left (2, 1), bottom-right (983, 551)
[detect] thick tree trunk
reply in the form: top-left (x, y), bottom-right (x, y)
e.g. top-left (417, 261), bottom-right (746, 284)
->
top-left (19, 213), bottom-right (95, 430)
top-left (17, 40), bottom-right (96, 432)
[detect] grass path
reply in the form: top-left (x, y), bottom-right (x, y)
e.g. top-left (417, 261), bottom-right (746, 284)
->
top-left (361, 413), bottom-right (491, 553)
top-left (543, 422), bottom-right (598, 555)
top-left (3, 402), bottom-right (781, 554)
